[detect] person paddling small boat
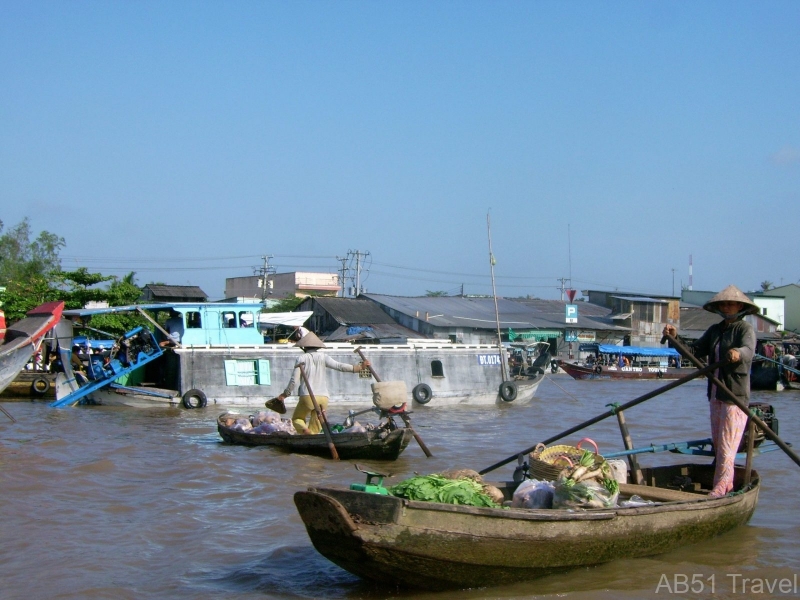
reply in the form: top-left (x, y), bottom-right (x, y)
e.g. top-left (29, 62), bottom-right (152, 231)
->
top-left (663, 284), bottom-right (758, 498)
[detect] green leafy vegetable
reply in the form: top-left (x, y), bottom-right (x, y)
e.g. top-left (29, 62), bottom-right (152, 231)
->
top-left (389, 475), bottom-right (501, 508)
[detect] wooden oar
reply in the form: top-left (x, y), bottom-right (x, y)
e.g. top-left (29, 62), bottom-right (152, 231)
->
top-left (298, 363), bottom-right (339, 460)
top-left (0, 403), bottom-right (17, 423)
top-left (354, 347), bottom-right (433, 457)
top-left (479, 358), bottom-right (728, 475)
top-left (664, 332), bottom-right (800, 469)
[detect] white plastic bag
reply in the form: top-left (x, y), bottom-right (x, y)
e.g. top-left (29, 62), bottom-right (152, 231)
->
top-left (230, 418), bottom-right (253, 432)
top-left (511, 479), bottom-right (555, 509)
top-left (606, 459), bottom-right (628, 484)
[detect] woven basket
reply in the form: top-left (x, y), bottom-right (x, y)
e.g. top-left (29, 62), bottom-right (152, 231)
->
top-left (529, 438), bottom-right (604, 481)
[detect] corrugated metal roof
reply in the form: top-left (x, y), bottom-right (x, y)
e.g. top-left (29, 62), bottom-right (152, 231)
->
top-left (310, 297), bottom-right (398, 324)
top-left (142, 284), bottom-right (207, 299)
top-left (364, 295), bottom-right (629, 332)
top-left (611, 295), bottom-right (670, 303)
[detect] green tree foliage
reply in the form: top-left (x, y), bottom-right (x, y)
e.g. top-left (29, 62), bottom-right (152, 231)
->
top-left (760, 280), bottom-right (773, 291)
top-left (57, 270), bottom-right (145, 338)
top-left (264, 296), bottom-right (306, 313)
top-left (0, 217), bottom-right (65, 285)
top-left (425, 290), bottom-right (448, 297)
top-left (0, 218), bottom-right (65, 320)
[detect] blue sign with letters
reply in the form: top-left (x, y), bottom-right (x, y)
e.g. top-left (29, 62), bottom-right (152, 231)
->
top-left (566, 304), bottom-right (578, 323)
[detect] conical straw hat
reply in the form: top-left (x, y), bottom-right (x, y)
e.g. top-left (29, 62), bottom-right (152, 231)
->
top-left (294, 331), bottom-right (326, 349)
top-left (703, 285), bottom-right (759, 315)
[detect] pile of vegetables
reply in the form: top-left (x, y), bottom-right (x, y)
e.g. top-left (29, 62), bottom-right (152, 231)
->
top-left (389, 473), bottom-right (502, 508)
top-left (552, 449), bottom-right (620, 509)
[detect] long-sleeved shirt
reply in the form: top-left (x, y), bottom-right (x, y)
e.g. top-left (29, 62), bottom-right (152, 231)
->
top-left (690, 318), bottom-right (755, 403)
top-left (282, 350), bottom-right (357, 398)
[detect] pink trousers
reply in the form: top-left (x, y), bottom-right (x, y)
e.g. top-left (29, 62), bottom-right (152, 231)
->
top-left (709, 399), bottom-right (749, 497)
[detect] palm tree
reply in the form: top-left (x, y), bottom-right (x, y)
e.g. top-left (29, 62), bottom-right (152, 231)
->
top-left (760, 280), bottom-right (773, 291)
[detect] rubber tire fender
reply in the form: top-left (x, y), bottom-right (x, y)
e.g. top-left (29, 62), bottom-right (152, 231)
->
top-left (550, 360), bottom-right (559, 374)
top-left (30, 376), bottom-right (51, 396)
top-left (499, 380), bottom-right (518, 402)
top-left (594, 365), bottom-right (602, 374)
top-left (657, 370), bottom-right (664, 379)
top-left (182, 388), bottom-right (208, 409)
top-left (412, 383), bottom-right (432, 404)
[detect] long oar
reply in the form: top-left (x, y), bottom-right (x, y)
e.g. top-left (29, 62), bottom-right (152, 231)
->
top-left (479, 358), bottom-right (727, 475)
top-left (298, 363), bottom-right (339, 460)
top-left (0, 403), bottom-right (17, 423)
top-left (665, 333), bottom-right (800, 469)
top-left (354, 347), bottom-right (433, 457)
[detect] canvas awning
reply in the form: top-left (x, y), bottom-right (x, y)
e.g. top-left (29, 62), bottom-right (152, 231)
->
top-left (257, 311), bottom-right (313, 328)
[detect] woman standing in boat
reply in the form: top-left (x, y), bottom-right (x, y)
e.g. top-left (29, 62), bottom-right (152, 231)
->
top-left (663, 285), bottom-right (757, 498)
top-left (275, 332), bottom-right (368, 435)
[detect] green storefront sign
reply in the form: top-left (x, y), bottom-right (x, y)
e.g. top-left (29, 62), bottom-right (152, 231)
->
top-left (508, 329), bottom-right (561, 342)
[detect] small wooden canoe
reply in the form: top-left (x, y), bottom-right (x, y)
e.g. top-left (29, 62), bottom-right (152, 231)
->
top-left (294, 463), bottom-right (759, 590)
top-left (217, 415), bottom-right (415, 460)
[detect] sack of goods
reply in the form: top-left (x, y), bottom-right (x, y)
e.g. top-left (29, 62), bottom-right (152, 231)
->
top-left (371, 380), bottom-right (407, 410)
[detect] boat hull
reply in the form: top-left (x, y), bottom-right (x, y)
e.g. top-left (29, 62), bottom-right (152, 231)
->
top-left (171, 344), bottom-right (544, 407)
top-left (558, 360), bottom-right (697, 381)
top-left (0, 302), bottom-right (64, 395)
top-left (295, 463), bottom-right (759, 590)
top-left (218, 421), bottom-right (415, 460)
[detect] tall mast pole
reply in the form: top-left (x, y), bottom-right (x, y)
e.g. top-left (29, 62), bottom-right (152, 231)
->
top-left (487, 213), bottom-right (508, 381)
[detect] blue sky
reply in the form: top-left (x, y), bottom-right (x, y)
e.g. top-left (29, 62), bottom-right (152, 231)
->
top-left (2, 2), bottom-right (798, 300)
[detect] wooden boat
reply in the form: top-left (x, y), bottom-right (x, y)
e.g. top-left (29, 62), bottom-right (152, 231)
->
top-left (0, 301), bottom-right (64, 396)
top-left (217, 413), bottom-right (416, 460)
top-left (294, 462), bottom-right (759, 590)
top-left (558, 359), bottom-right (699, 381)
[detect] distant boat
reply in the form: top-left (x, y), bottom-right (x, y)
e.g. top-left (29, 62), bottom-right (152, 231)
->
top-left (217, 413), bottom-right (416, 460)
top-left (0, 301), bottom-right (64, 395)
top-left (558, 344), bottom-right (695, 381)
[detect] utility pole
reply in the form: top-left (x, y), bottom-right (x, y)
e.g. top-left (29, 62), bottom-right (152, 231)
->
top-left (335, 256), bottom-right (348, 297)
top-left (257, 255), bottom-right (275, 305)
top-left (557, 277), bottom-right (569, 301)
top-left (346, 250), bottom-right (370, 297)
top-left (671, 268), bottom-right (676, 296)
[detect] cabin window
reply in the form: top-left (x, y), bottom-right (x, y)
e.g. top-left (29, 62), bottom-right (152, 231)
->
top-left (222, 311), bottom-right (237, 328)
top-left (186, 312), bottom-right (202, 329)
top-left (430, 360), bottom-right (444, 378)
top-left (238, 311), bottom-right (253, 327)
top-left (224, 359), bottom-right (271, 386)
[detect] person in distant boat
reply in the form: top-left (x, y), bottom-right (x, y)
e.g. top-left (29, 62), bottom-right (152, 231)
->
top-left (275, 332), bottom-right (369, 435)
top-left (292, 326), bottom-right (310, 341)
top-left (160, 310), bottom-right (184, 347)
top-left (662, 285), bottom-right (757, 498)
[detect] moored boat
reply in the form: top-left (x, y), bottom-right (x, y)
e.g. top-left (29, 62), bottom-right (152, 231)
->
top-left (294, 462), bottom-right (759, 590)
top-left (0, 301), bottom-right (64, 396)
top-left (51, 302), bottom-right (547, 408)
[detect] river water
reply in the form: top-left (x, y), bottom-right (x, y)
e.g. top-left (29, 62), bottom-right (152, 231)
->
top-left (2, 376), bottom-right (799, 600)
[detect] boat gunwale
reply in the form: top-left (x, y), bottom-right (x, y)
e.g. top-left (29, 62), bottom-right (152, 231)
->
top-left (306, 476), bottom-right (758, 524)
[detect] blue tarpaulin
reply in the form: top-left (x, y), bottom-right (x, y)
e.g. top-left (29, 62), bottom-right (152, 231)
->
top-left (580, 343), bottom-right (680, 357)
top-left (346, 326), bottom-right (374, 336)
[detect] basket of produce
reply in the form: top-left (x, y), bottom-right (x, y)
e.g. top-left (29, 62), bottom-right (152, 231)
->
top-left (529, 438), bottom-right (603, 481)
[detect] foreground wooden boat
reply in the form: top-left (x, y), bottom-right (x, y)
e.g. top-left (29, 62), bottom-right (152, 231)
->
top-left (295, 463), bottom-right (759, 590)
top-left (217, 414), bottom-right (415, 460)
top-left (0, 301), bottom-right (64, 396)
